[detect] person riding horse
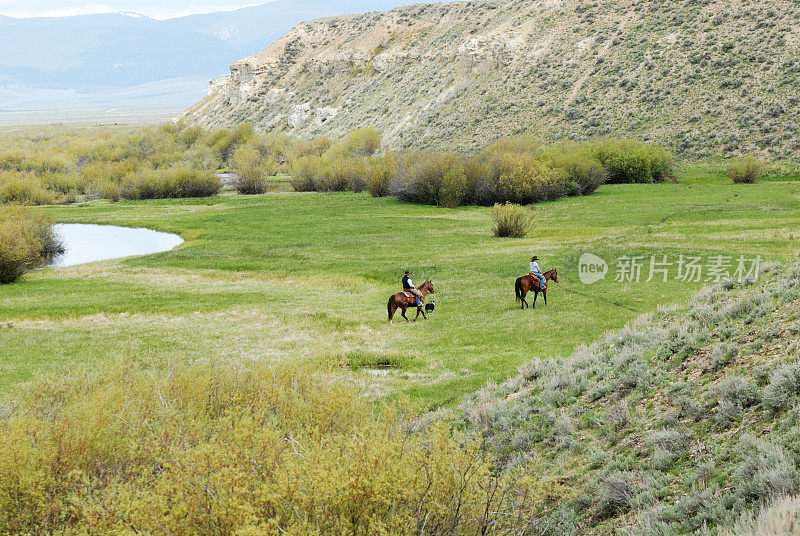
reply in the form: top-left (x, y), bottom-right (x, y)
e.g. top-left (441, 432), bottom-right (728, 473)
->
top-left (402, 270), bottom-right (424, 307)
top-left (530, 255), bottom-right (546, 290)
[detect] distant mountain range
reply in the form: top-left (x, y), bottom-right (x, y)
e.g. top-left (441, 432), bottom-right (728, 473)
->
top-left (0, 1), bottom-right (445, 119)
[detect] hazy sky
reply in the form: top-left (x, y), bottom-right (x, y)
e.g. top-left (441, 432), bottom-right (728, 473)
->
top-left (0, 1), bottom-right (268, 19)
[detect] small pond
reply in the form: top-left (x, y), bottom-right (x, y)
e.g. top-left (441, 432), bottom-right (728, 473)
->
top-left (48, 224), bottom-right (184, 268)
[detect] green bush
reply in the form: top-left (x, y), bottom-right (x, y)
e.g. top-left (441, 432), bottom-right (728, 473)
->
top-left (262, 131), bottom-right (293, 164)
top-left (317, 157), bottom-right (355, 192)
top-left (95, 181), bottom-right (121, 202)
top-left (287, 155), bottom-right (324, 191)
top-left (390, 152), bottom-right (472, 205)
top-left (287, 136), bottom-right (332, 159)
top-left (332, 127), bottom-right (382, 157)
top-left (0, 205), bottom-right (63, 283)
top-left (177, 125), bottom-right (203, 146)
top-left (287, 155), bottom-right (352, 192)
top-left (483, 135), bottom-right (542, 158)
top-left (0, 172), bottom-right (56, 205)
top-left (590, 139), bottom-right (673, 183)
top-left (363, 152), bottom-right (396, 197)
top-left (39, 173), bottom-right (83, 195)
top-left (487, 152), bottom-right (563, 204)
top-left (231, 144), bottom-right (278, 194)
top-left (202, 124), bottom-right (254, 161)
top-left (0, 359), bottom-right (548, 534)
top-left (181, 144), bottom-right (222, 172)
top-left (119, 167), bottom-right (220, 200)
top-left (0, 149), bottom-right (74, 174)
top-left (727, 157), bottom-right (765, 183)
top-left (491, 202), bottom-right (534, 237)
top-left (540, 143), bottom-right (608, 195)
top-left (439, 164), bottom-right (470, 208)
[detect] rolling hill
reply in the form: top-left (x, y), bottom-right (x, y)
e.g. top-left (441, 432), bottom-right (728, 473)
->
top-left (182, 0), bottom-right (800, 157)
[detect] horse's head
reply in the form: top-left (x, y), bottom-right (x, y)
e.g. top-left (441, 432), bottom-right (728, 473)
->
top-left (551, 269), bottom-right (559, 283)
top-left (423, 280), bottom-right (434, 294)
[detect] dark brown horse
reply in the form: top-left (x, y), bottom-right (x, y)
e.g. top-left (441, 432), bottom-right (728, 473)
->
top-left (388, 280), bottom-right (435, 322)
top-left (515, 269), bottom-right (558, 309)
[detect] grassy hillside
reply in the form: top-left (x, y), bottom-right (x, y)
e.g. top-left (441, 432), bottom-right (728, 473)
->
top-left (1, 173), bottom-right (798, 408)
top-left (182, 0), bottom-right (800, 157)
top-left (460, 261), bottom-right (800, 534)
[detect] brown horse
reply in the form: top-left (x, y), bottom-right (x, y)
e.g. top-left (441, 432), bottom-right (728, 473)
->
top-left (515, 269), bottom-right (558, 309)
top-left (388, 280), bottom-right (435, 322)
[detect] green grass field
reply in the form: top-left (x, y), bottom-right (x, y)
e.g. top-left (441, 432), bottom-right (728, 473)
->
top-left (2, 174), bottom-right (799, 408)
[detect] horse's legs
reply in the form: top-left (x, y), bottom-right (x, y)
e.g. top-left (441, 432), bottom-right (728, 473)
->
top-left (520, 290), bottom-right (527, 309)
top-left (401, 305), bottom-right (409, 322)
top-left (421, 307), bottom-right (427, 320)
top-left (532, 291), bottom-right (538, 309)
top-left (544, 290), bottom-right (547, 306)
top-left (413, 308), bottom-right (421, 321)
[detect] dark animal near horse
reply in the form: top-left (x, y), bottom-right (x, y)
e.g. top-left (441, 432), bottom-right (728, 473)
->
top-left (515, 269), bottom-right (558, 309)
top-left (425, 301), bottom-right (435, 313)
top-left (388, 280), bottom-right (435, 322)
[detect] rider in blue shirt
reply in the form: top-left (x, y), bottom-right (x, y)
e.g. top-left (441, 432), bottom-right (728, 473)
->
top-left (530, 255), bottom-right (546, 290)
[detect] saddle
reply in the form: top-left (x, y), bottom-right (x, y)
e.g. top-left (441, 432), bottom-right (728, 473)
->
top-left (402, 290), bottom-right (423, 303)
top-left (529, 273), bottom-right (546, 289)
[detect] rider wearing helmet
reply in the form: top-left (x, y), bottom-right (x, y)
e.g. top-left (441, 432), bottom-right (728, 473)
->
top-left (530, 255), bottom-right (546, 290)
top-left (402, 270), bottom-right (424, 307)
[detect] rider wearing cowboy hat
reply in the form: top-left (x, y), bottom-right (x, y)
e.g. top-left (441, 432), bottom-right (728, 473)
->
top-left (402, 270), bottom-right (424, 307)
top-left (530, 255), bottom-right (546, 290)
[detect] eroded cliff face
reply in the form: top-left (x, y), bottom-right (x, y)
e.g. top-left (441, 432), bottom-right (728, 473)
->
top-left (181, 0), bottom-right (800, 156)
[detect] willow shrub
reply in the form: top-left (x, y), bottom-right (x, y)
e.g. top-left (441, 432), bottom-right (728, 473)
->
top-left (202, 123), bottom-right (255, 161)
top-left (390, 152), bottom-right (483, 206)
top-left (492, 202), bottom-right (534, 237)
top-left (288, 155), bottom-right (365, 193)
top-left (482, 135), bottom-right (543, 158)
top-left (0, 359), bottom-right (555, 534)
top-left (589, 139), bottom-right (673, 183)
top-left (0, 172), bottom-right (56, 205)
top-left (727, 156), bottom-right (765, 184)
top-left (119, 167), bottom-right (221, 200)
top-left (486, 152), bottom-right (564, 205)
top-left (540, 143), bottom-right (608, 196)
top-left (0, 148), bottom-right (75, 174)
top-left (363, 152), bottom-right (396, 197)
top-left (331, 127), bottom-right (382, 158)
top-left (0, 205), bottom-right (62, 283)
top-left (287, 154), bottom-right (322, 191)
top-left (231, 144), bottom-right (278, 194)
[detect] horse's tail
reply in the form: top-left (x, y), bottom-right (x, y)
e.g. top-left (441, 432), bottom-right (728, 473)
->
top-left (388, 295), bottom-right (395, 321)
top-left (515, 277), bottom-right (523, 302)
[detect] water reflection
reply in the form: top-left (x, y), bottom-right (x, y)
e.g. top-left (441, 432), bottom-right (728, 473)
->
top-left (49, 224), bottom-right (184, 268)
